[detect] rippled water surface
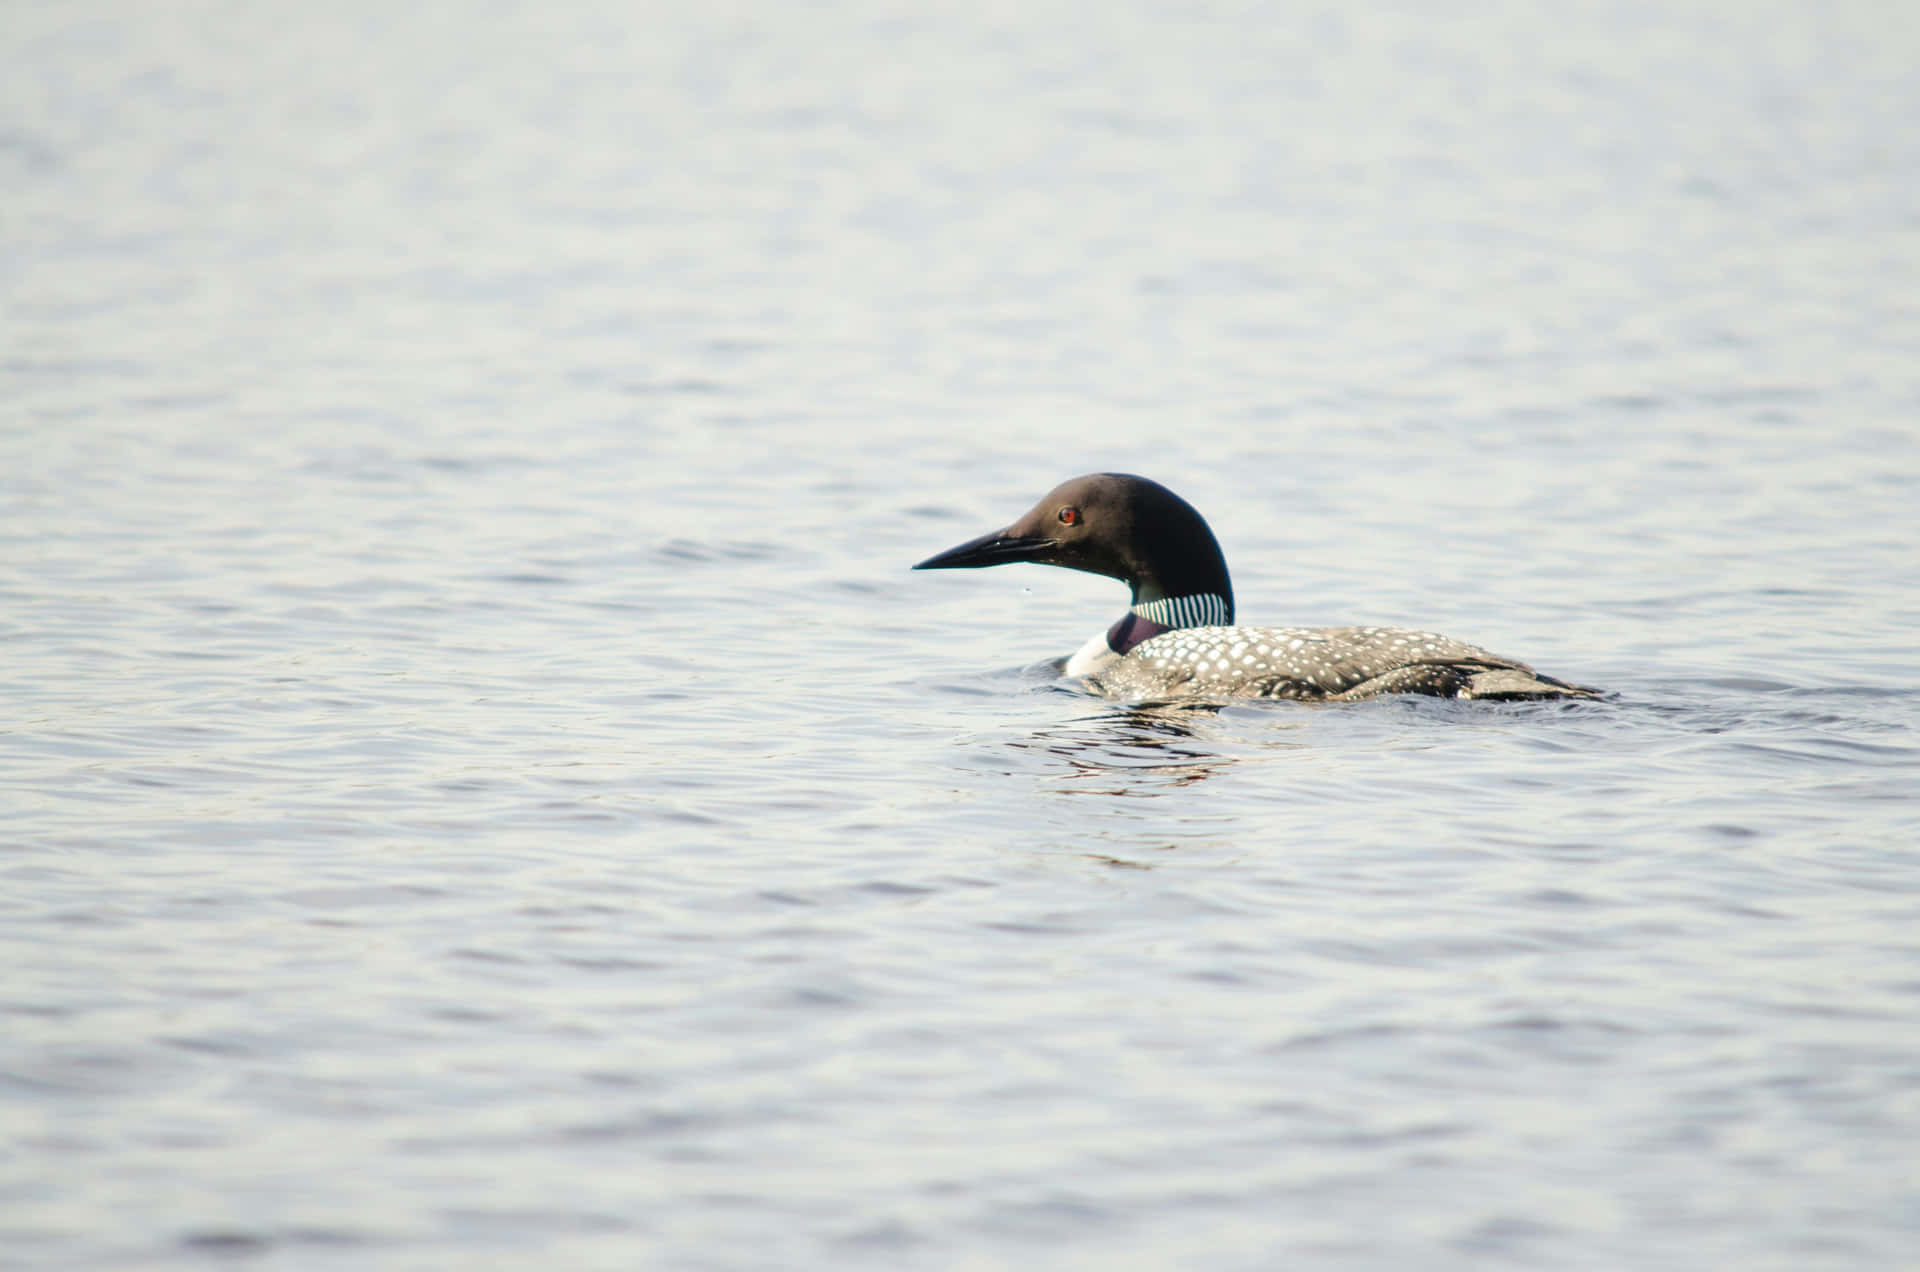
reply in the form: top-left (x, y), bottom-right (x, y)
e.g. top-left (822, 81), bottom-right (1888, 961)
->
top-left (6, 1), bottom-right (1920, 1267)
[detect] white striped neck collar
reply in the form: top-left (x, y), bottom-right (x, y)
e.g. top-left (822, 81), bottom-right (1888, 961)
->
top-left (1129, 592), bottom-right (1231, 630)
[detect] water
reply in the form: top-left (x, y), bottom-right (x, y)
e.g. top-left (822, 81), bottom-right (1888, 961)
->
top-left (5, 1), bottom-right (1920, 1267)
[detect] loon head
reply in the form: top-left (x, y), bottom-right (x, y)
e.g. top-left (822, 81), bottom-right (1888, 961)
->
top-left (912, 473), bottom-right (1234, 616)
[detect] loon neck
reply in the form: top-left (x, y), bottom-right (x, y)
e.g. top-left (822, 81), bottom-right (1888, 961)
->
top-left (1106, 591), bottom-right (1233, 657)
top-left (1129, 592), bottom-right (1232, 629)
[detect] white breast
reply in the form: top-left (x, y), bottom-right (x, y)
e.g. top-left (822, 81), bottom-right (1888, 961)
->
top-left (1064, 630), bottom-right (1121, 677)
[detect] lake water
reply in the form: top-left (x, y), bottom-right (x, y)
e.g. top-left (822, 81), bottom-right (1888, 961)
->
top-left (5, 1), bottom-right (1919, 1267)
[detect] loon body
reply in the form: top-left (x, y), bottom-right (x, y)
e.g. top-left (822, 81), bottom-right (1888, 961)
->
top-left (913, 473), bottom-right (1599, 703)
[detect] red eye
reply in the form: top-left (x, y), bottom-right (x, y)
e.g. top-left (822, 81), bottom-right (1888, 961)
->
top-left (1058, 506), bottom-right (1079, 526)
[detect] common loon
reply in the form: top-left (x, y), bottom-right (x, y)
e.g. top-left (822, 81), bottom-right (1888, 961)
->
top-left (914, 473), bottom-right (1599, 702)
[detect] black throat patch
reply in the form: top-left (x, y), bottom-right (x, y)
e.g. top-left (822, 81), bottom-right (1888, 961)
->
top-left (1106, 611), bottom-right (1170, 656)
